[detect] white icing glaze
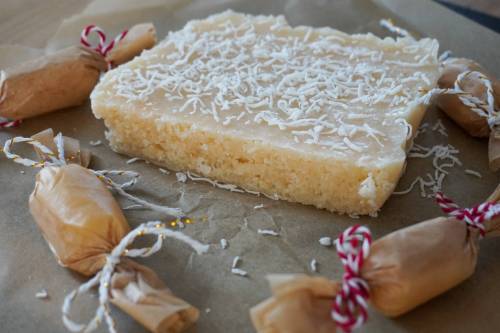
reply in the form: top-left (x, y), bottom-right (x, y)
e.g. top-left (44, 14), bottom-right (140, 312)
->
top-left (98, 11), bottom-right (439, 165)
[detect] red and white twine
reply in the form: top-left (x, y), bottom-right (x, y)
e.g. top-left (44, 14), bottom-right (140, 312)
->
top-left (332, 225), bottom-right (372, 332)
top-left (436, 192), bottom-right (500, 237)
top-left (0, 118), bottom-right (21, 128)
top-left (80, 25), bottom-right (128, 58)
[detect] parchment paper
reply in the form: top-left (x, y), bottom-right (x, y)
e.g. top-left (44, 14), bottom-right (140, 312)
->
top-left (1, 0), bottom-right (500, 332)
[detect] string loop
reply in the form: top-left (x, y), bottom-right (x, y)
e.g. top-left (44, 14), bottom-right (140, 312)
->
top-left (436, 191), bottom-right (500, 237)
top-left (332, 225), bottom-right (372, 332)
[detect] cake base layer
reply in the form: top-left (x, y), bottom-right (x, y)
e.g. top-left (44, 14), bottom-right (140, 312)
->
top-left (97, 105), bottom-right (420, 215)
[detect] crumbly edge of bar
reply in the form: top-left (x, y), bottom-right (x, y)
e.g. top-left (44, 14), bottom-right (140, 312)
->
top-left (92, 103), bottom-right (407, 215)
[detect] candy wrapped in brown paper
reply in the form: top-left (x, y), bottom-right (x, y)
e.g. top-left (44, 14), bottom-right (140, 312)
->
top-left (3, 130), bottom-right (202, 333)
top-left (31, 128), bottom-right (92, 168)
top-left (251, 185), bottom-right (500, 332)
top-left (436, 57), bottom-right (500, 170)
top-left (0, 46), bottom-right (107, 120)
top-left (0, 22), bottom-right (156, 121)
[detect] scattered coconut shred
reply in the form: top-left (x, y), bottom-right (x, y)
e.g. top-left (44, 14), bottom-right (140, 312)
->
top-left (464, 169), bottom-right (482, 178)
top-left (158, 168), bottom-right (170, 175)
top-left (231, 256), bottom-right (241, 269)
top-left (174, 171), bottom-right (280, 200)
top-left (257, 229), bottom-right (279, 236)
top-left (319, 237), bottom-right (333, 247)
top-left (126, 157), bottom-right (142, 164)
top-left (230, 256), bottom-right (248, 277)
top-left (393, 120), bottom-right (466, 198)
top-left (310, 259), bottom-right (319, 273)
top-left (220, 238), bottom-right (228, 249)
top-left (35, 289), bottom-right (49, 299)
top-left (89, 140), bottom-right (102, 146)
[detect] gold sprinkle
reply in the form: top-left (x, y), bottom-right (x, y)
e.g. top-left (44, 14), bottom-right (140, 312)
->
top-left (170, 221), bottom-right (177, 227)
top-left (155, 223), bottom-right (162, 229)
top-left (184, 218), bottom-right (192, 224)
top-left (137, 230), bottom-right (145, 236)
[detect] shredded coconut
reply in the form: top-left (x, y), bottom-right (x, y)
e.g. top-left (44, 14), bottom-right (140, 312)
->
top-left (465, 169), bottom-right (482, 178)
top-left (89, 140), bottom-right (102, 146)
top-left (431, 119), bottom-right (448, 136)
top-left (231, 268), bottom-right (248, 277)
top-left (126, 157), bottom-right (141, 164)
top-left (158, 168), bottom-right (170, 174)
top-left (231, 256), bottom-right (241, 269)
top-left (358, 173), bottom-right (376, 199)
top-left (176, 172), bottom-right (187, 183)
top-left (220, 238), bottom-right (228, 249)
top-left (379, 19), bottom-right (413, 38)
top-left (122, 204), bottom-right (144, 210)
top-left (394, 133), bottom-right (462, 198)
top-left (319, 237), bottom-right (333, 247)
top-left (257, 229), bottom-right (279, 236)
top-left (109, 11), bottom-right (438, 156)
top-left (35, 289), bottom-right (49, 299)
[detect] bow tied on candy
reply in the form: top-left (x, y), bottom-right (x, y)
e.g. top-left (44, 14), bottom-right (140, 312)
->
top-left (80, 25), bottom-right (129, 58)
top-left (436, 192), bottom-right (500, 237)
top-left (332, 225), bottom-right (371, 332)
top-left (2, 129), bottom-right (209, 333)
top-left (80, 22), bottom-right (156, 68)
top-left (251, 184), bottom-right (500, 333)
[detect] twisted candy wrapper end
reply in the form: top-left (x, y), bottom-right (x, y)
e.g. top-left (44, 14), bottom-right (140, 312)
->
top-left (31, 128), bottom-right (91, 167)
top-left (106, 23), bottom-right (157, 66)
top-left (252, 185), bottom-right (500, 331)
top-left (251, 275), bottom-right (339, 333)
top-left (111, 259), bottom-right (199, 333)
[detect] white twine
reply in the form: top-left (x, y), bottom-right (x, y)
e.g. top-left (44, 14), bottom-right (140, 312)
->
top-left (379, 19), bottom-right (413, 38)
top-left (2, 135), bottom-right (184, 217)
top-left (379, 19), bottom-right (498, 128)
top-left (418, 70), bottom-right (499, 128)
top-left (61, 221), bottom-right (209, 333)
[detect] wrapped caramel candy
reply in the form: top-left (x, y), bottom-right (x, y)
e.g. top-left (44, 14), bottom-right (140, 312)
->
top-left (0, 46), bottom-right (106, 120)
top-left (3, 130), bottom-right (207, 333)
top-left (436, 57), bottom-right (500, 170)
top-left (252, 186), bottom-right (500, 332)
top-left (0, 23), bottom-right (156, 122)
